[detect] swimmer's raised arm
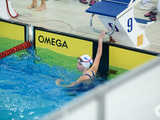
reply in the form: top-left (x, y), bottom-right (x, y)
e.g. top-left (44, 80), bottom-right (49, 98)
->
top-left (88, 31), bottom-right (105, 74)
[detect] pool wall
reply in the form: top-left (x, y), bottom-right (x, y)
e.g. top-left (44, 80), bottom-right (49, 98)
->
top-left (109, 43), bottom-right (158, 70)
top-left (0, 18), bottom-right (28, 42)
top-left (33, 26), bottom-right (158, 77)
top-left (0, 18), bottom-right (159, 77)
top-left (0, 18), bottom-right (29, 56)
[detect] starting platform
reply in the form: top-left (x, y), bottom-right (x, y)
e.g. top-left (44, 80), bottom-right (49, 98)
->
top-left (0, 0), bottom-right (18, 19)
top-left (86, 0), bottom-right (150, 48)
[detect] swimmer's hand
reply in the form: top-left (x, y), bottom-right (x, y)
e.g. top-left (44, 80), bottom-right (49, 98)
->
top-left (56, 79), bottom-right (74, 88)
top-left (99, 31), bottom-right (106, 41)
top-left (56, 79), bottom-right (81, 88)
top-left (56, 79), bottom-right (64, 86)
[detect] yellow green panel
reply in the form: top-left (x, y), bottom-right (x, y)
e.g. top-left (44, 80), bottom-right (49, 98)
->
top-left (35, 30), bottom-right (93, 57)
top-left (109, 46), bottom-right (156, 70)
top-left (0, 21), bottom-right (24, 41)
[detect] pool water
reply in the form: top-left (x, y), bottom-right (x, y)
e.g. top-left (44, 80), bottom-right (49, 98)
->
top-left (0, 53), bottom-right (105, 120)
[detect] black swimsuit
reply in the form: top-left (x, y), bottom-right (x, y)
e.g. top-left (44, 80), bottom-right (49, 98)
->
top-left (65, 71), bottom-right (96, 91)
top-left (83, 71), bottom-right (96, 81)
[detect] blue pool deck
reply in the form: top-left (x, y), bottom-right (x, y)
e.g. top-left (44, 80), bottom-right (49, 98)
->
top-left (12, 0), bottom-right (160, 52)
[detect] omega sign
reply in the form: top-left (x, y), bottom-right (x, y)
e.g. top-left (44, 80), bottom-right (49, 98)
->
top-left (38, 35), bottom-right (68, 48)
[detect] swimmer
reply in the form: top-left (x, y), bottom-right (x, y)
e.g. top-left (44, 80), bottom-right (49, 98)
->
top-left (56, 31), bottom-right (106, 88)
top-left (27, 0), bottom-right (46, 11)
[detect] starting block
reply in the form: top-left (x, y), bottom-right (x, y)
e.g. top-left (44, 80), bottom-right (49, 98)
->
top-left (0, 0), bottom-right (18, 19)
top-left (86, 0), bottom-right (149, 48)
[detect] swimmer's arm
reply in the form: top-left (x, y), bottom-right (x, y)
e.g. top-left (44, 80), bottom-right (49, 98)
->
top-left (56, 79), bottom-right (79, 88)
top-left (56, 75), bottom-right (89, 88)
top-left (89, 31), bottom-right (105, 73)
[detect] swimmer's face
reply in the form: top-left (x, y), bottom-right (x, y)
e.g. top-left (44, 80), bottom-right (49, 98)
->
top-left (77, 59), bottom-right (85, 72)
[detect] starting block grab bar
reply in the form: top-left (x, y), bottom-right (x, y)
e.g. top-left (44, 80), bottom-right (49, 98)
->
top-left (90, 14), bottom-right (116, 36)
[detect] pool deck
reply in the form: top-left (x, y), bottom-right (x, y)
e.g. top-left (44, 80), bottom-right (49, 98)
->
top-left (11, 0), bottom-right (160, 53)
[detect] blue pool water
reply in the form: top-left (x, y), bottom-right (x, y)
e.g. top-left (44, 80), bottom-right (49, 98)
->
top-left (0, 53), bottom-right (105, 120)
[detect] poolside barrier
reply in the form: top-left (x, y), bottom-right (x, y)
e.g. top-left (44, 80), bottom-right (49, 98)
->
top-left (0, 18), bottom-right (28, 42)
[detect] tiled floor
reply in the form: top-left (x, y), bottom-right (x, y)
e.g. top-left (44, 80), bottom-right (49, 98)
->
top-left (11, 0), bottom-right (160, 53)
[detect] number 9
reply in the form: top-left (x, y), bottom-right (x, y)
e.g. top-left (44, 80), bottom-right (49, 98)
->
top-left (127, 18), bottom-right (133, 32)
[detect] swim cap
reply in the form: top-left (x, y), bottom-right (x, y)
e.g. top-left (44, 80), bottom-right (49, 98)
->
top-left (78, 55), bottom-right (93, 69)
